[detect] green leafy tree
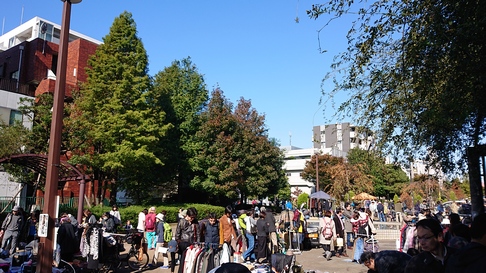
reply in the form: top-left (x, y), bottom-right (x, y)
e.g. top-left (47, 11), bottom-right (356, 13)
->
top-left (191, 88), bottom-right (286, 203)
top-left (150, 57), bottom-right (208, 198)
top-left (191, 88), bottom-right (240, 202)
top-left (276, 182), bottom-right (291, 201)
top-left (297, 193), bottom-right (309, 208)
top-left (233, 98), bottom-right (287, 200)
top-left (346, 148), bottom-right (408, 198)
top-left (0, 120), bottom-right (30, 158)
top-left (307, 0), bottom-right (486, 174)
top-left (382, 164), bottom-right (409, 198)
top-left (347, 148), bottom-right (385, 193)
top-left (72, 12), bottom-right (169, 203)
top-left (17, 95), bottom-right (52, 154)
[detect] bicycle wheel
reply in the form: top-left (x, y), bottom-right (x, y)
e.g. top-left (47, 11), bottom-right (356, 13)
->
top-left (127, 249), bottom-right (149, 270)
top-left (99, 251), bottom-right (122, 273)
top-left (58, 259), bottom-right (76, 273)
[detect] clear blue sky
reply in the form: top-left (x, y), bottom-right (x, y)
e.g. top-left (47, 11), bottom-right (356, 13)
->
top-left (2, 0), bottom-right (354, 149)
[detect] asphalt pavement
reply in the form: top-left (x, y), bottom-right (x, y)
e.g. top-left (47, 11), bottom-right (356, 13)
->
top-left (122, 239), bottom-right (397, 273)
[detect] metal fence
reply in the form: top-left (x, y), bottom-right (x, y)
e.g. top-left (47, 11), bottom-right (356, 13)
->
top-left (372, 221), bottom-right (402, 240)
top-left (0, 196), bottom-right (80, 212)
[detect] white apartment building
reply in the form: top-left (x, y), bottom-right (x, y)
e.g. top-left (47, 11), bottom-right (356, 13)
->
top-left (281, 123), bottom-right (375, 196)
top-left (0, 16), bottom-right (101, 52)
top-left (281, 146), bottom-right (316, 195)
top-left (403, 159), bottom-right (444, 181)
top-left (312, 122), bottom-right (374, 158)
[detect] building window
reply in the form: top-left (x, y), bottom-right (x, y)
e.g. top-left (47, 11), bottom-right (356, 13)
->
top-left (9, 110), bottom-right (23, 125)
top-left (8, 37), bottom-right (15, 48)
top-left (11, 70), bottom-right (19, 80)
top-left (38, 21), bottom-right (54, 42)
top-left (0, 63), bottom-right (5, 78)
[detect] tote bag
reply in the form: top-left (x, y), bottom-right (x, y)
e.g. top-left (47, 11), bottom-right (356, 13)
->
top-left (336, 237), bottom-right (344, 247)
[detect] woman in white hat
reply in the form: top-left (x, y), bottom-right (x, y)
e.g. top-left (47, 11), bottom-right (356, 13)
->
top-left (153, 213), bottom-right (166, 266)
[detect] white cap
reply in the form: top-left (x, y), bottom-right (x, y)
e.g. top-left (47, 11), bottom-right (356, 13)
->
top-left (441, 218), bottom-right (450, 225)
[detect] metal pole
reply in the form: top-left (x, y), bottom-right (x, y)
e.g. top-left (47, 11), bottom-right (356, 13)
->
top-left (316, 152), bottom-right (319, 192)
top-left (77, 178), bottom-right (86, 224)
top-left (16, 45), bottom-right (24, 92)
top-left (37, 1), bottom-right (74, 271)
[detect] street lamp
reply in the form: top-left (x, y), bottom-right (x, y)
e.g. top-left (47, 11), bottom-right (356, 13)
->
top-left (37, 1), bottom-right (81, 272)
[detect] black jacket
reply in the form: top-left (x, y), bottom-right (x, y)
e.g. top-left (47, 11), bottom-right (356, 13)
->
top-left (405, 246), bottom-right (454, 273)
top-left (57, 222), bottom-right (78, 255)
top-left (374, 250), bottom-right (411, 273)
top-left (445, 242), bottom-right (486, 273)
top-left (333, 215), bottom-right (345, 238)
top-left (176, 218), bottom-right (199, 243)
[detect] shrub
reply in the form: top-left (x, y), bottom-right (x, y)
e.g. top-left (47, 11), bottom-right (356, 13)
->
top-left (297, 193), bottom-right (309, 209)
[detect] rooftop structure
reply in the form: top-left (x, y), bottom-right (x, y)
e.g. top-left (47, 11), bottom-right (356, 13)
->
top-left (0, 16), bottom-right (101, 52)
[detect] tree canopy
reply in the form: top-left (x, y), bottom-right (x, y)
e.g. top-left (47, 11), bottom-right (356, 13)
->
top-left (71, 11), bottom-right (169, 202)
top-left (302, 149), bottom-right (408, 200)
top-left (2, 12), bottom-right (289, 206)
top-left (191, 88), bottom-right (287, 203)
top-left (150, 57), bottom-right (208, 199)
top-left (308, 0), bottom-right (486, 174)
top-left (301, 153), bottom-right (373, 200)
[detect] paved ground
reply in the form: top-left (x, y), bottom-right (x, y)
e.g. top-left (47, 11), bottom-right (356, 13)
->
top-left (125, 239), bottom-right (397, 273)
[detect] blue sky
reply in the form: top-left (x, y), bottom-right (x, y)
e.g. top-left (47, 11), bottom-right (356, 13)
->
top-left (2, 0), bottom-right (355, 149)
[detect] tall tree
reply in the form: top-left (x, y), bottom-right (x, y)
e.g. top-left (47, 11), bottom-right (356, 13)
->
top-left (301, 154), bottom-right (341, 190)
top-left (233, 97), bottom-right (287, 200)
top-left (301, 154), bottom-right (372, 200)
top-left (71, 12), bottom-right (169, 203)
top-left (17, 95), bottom-right (52, 154)
top-left (191, 88), bottom-right (239, 202)
top-left (191, 88), bottom-right (287, 203)
top-left (150, 57), bottom-right (208, 198)
top-left (346, 148), bottom-right (408, 197)
top-left (307, 0), bottom-right (486, 174)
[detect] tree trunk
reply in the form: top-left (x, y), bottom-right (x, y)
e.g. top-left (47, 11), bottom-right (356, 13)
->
top-left (467, 146), bottom-right (485, 218)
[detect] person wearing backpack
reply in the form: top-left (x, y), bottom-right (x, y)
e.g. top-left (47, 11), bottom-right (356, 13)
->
top-left (145, 207), bottom-right (157, 250)
top-left (319, 210), bottom-right (336, 261)
top-left (163, 221), bottom-right (173, 243)
top-left (242, 210), bottom-right (257, 262)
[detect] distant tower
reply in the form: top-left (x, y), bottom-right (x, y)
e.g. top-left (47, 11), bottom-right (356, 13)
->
top-left (289, 131), bottom-right (292, 146)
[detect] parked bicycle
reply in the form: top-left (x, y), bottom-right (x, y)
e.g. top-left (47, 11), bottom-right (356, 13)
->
top-left (102, 230), bottom-right (150, 272)
top-left (123, 230), bottom-right (150, 270)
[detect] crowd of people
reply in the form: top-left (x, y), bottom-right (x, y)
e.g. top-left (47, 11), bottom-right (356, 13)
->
top-left (0, 204), bottom-right (123, 262)
top-left (130, 204), bottom-right (284, 273)
top-left (359, 213), bottom-right (486, 273)
top-left (2, 199), bottom-right (485, 273)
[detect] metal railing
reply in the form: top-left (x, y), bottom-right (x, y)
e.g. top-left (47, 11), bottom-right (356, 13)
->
top-left (372, 221), bottom-right (402, 240)
top-left (0, 196), bottom-right (80, 211)
top-left (0, 78), bottom-right (34, 96)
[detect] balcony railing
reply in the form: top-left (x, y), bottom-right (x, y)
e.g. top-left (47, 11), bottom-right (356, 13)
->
top-left (0, 78), bottom-right (34, 96)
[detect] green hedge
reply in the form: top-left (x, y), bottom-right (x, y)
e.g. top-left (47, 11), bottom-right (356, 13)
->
top-left (2, 204), bottom-right (225, 231)
top-left (87, 203), bottom-right (225, 226)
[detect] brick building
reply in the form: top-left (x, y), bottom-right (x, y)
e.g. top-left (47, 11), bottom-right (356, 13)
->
top-left (0, 17), bottom-right (102, 208)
